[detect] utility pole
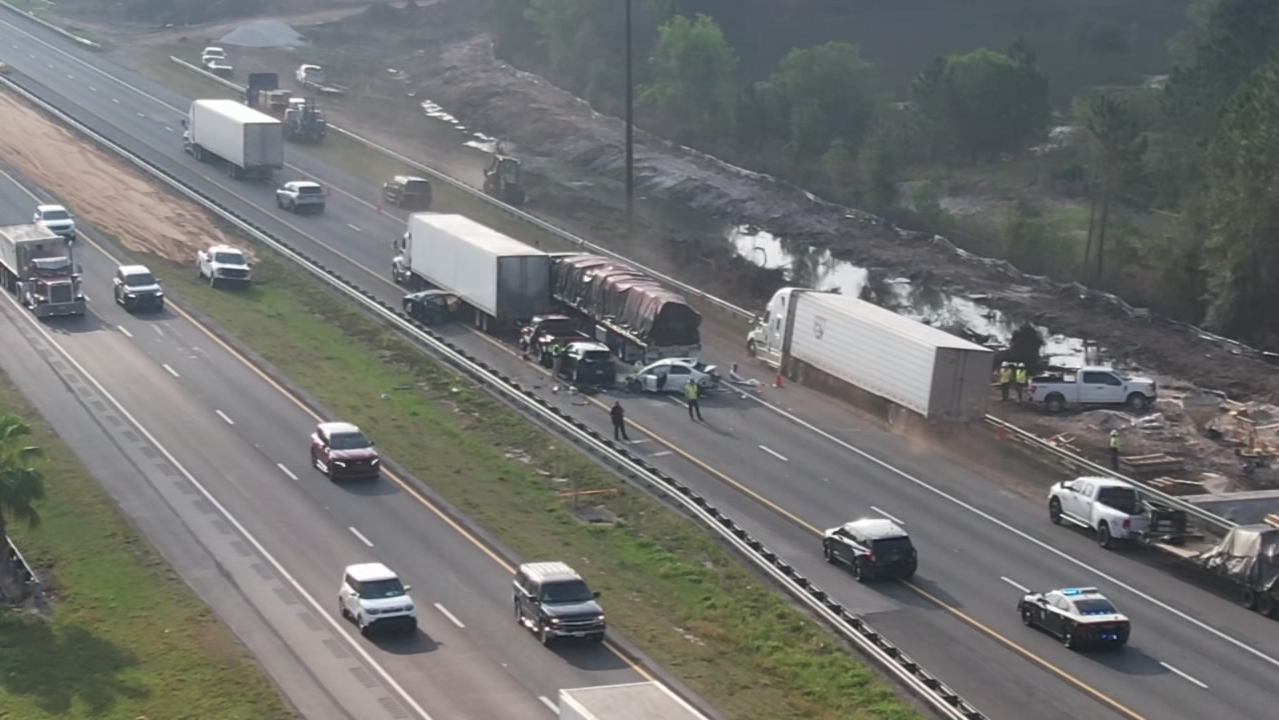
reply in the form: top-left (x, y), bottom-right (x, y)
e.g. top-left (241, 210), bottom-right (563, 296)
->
top-left (624, 0), bottom-right (635, 232)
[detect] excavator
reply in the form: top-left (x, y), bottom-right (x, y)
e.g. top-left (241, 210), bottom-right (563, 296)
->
top-left (482, 149), bottom-right (526, 206)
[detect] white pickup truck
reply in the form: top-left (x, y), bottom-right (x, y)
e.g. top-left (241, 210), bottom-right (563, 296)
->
top-left (1048, 476), bottom-right (1149, 549)
top-left (196, 244), bottom-right (252, 288)
top-left (1029, 366), bottom-right (1156, 414)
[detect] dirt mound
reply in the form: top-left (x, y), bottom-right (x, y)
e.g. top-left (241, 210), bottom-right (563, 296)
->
top-left (0, 92), bottom-right (246, 263)
top-left (399, 34), bottom-right (1279, 405)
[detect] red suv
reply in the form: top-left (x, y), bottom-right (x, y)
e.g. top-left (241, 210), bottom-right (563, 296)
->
top-left (310, 421), bottom-right (380, 480)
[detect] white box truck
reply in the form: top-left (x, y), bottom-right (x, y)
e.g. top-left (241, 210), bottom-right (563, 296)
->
top-left (748, 288), bottom-right (993, 422)
top-left (391, 213), bottom-right (553, 330)
top-left (182, 99), bottom-right (283, 179)
top-left (559, 682), bottom-right (708, 720)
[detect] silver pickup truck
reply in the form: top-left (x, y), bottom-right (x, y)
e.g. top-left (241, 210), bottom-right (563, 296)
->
top-left (1029, 366), bottom-right (1156, 414)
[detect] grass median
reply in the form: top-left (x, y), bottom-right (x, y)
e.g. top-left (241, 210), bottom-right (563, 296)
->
top-left (141, 250), bottom-right (923, 720)
top-left (0, 375), bottom-right (294, 720)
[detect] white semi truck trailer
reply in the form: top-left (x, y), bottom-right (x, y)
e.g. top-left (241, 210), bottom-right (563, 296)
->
top-left (748, 287), bottom-right (994, 422)
top-left (182, 99), bottom-right (284, 179)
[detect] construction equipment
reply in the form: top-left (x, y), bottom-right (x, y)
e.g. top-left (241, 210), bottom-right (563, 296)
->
top-left (282, 97), bottom-right (327, 143)
top-left (482, 154), bottom-right (526, 206)
top-left (244, 72), bottom-right (280, 109)
top-left (247, 85), bottom-right (326, 143)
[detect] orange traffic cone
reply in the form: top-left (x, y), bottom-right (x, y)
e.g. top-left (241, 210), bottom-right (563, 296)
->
top-left (773, 372), bottom-right (784, 388)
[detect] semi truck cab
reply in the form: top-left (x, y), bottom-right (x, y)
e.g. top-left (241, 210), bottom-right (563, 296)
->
top-left (746, 287), bottom-right (793, 367)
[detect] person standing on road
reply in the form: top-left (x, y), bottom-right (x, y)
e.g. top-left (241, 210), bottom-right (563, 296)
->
top-left (999, 362), bottom-right (1013, 401)
top-left (1015, 363), bottom-right (1029, 402)
top-left (684, 379), bottom-right (704, 421)
top-left (611, 401), bottom-right (629, 441)
top-left (1109, 430), bottom-right (1121, 471)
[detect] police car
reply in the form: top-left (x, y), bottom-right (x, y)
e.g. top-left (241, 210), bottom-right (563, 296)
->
top-left (1017, 586), bottom-right (1130, 649)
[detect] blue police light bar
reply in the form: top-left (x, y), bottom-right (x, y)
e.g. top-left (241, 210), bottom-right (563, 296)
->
top-left (1061, 587), bottom-right (1099, 596)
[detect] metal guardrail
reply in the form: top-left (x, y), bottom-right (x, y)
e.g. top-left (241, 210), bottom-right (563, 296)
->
top-left (1, 73), bottom-right (986, 720)
top-left (4, 534), bottom-right (44, 607)
top-left (0, 0), bottom-right (101, 48)
top-left (164, 54), bottom-right (1240, 538)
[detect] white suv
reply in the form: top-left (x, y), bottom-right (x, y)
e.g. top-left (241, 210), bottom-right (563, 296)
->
top-left (338, 563), bottom-right (416, 636)
top-left (33, 204), bottom-right (76, 240)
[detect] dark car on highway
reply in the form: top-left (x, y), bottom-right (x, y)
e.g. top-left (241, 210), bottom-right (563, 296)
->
top-left (382, 175), bottom-right (432, 210)
top-left (1018, 586), bottom-right (1130, 650)
top-left (310, 421), bottom-right (380, 481)
top-left (822, 518), bottom-right (918, 582)
top-left (402, 289), bottom-right (463, 325)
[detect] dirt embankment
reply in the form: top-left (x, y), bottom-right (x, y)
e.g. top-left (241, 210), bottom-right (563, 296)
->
top-left (398, 34), bottom-right (1279, 405)
top-left (0, 92), bottom-right (246, 262)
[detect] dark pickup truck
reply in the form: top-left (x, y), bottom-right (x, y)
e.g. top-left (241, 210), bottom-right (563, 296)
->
top-left (520, 314), bottom-right (590, 367)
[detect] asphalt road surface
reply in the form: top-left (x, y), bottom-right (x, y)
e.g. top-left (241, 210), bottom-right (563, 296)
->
top-left (0, 172), bottom-right (647, 719)
top-left (2, 10), bottom-right (1279, 719)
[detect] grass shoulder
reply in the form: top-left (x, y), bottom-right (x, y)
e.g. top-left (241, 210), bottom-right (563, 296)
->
top-left (149, 252), bottom-right (924, 720)
top-left (0, 375), bottom-right (294, 720)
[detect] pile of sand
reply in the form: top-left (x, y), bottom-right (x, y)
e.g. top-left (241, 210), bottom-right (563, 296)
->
top-left (0, 92), bottom-right (247, 263)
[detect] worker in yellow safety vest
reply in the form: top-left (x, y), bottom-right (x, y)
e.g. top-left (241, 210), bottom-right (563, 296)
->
top-left (999, 362), bottom-right (1013, 401)
top-left (1109, 430), bottom-right (1121, 471)
top-left (1014, 363), bottom-right (1029, 402)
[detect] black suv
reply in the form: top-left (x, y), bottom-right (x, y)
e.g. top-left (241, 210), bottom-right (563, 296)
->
top-left (113, 264), bottom-right (164, 312)
top-left (822, 518), bottom-right (918, 582)
top-left (513, 561), bottom-right (606, 645)
top-left (382, 175), bottom-right (433, 210)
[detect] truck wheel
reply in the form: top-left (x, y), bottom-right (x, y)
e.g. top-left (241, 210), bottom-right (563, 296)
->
top-left (276, 195), bottom-right (285, 209)
top-left (1049, 498), bottom-right (1063, 525)
top-left (823, 545), bottom-right (836, 564)
top-left (1127, 393), bottom-right (1150, 412)
top-left (1257, 591), bottom-right (1276, 618)
top-left (1097, 522), bottom-right (1114, 549)
top-left (1241, 587), bottom-right (1258, 610)
top-left (1045, 395), bottom-right (1066, 414)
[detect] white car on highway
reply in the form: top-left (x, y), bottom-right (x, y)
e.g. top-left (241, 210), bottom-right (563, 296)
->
top-left (338, 562), bottom-right (416, 636)
top-left (625, 357), bottom-right (718, 394)
top-left (275, 180), bottom-right (326, 214)
top-left (33, 203), bottom-right (75, 240)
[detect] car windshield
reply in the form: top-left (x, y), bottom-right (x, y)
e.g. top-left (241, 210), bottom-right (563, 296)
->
top-left (125, 272), bottom-right (156, 287)
top-left (1096, 487), bottom-right (1140, 514)
top-left (1073, 599), bottom-right (1118, 616)
top-left (214, 251), bottom-right (245, 264)
top-left (403, 180), bottom-right (429, 194)
top-left (41, 209), bottom-right (70, 220)
top-left (329, 431), bottom-right (371, 450)
top-left (579, 350), bottom-right (610, 362)
top-left (540, 580), bottom-right (594, 604)
top-left (297, 185), bottom-right (323, 195)
top-left (359, 578), bottom-right (405, 599)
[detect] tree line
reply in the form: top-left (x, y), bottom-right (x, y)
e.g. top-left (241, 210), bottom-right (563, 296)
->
top-left (493, 0), bottom-right (1279, 349)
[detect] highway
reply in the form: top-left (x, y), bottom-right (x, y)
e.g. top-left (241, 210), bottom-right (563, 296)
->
top-left (0, 170), bottom-right (647, 719)
top-left (3, 9), bottom-right (1279, 718)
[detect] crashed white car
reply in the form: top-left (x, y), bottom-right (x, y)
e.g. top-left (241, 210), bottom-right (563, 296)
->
top-left (196, 245), bottom-right (252, 288)
top-left (626, 357), bottom-right (718, 394)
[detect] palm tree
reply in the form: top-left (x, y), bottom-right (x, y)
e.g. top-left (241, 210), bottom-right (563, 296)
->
top-left (0, 415), bottom-right (46, 585)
